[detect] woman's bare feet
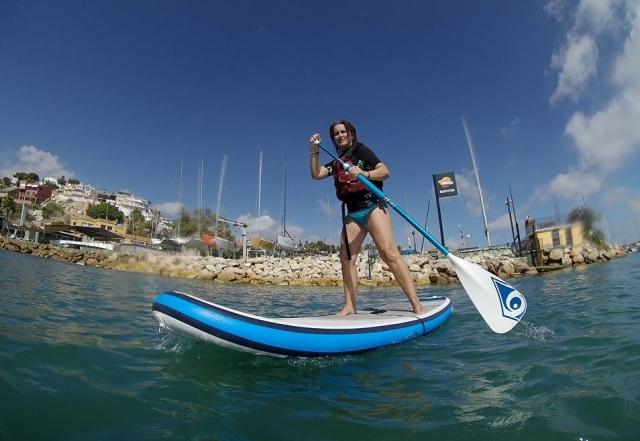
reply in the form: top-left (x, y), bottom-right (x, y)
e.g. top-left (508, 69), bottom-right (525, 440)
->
top-left (411, 302), bottom-right (427, 314)
top-left (336, 306), bottom-right (355, 316)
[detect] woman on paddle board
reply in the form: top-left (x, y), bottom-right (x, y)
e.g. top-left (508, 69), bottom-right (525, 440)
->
top-left (309, 120), bottom-right (425, 316)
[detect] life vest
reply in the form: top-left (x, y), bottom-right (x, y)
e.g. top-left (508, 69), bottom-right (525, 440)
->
top-left (333, 158), bottom-right (368, 201)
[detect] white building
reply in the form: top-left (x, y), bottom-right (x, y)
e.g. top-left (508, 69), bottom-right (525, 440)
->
top-left (55, 183), bottom-right (98, 204)
top-left (114, 192), bottom-right (153, 221)
top-left (43, 177), bottom-right (59, 186)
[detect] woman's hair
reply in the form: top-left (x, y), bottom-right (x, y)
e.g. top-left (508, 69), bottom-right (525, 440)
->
top-left (329, 120), bottom-right (359, 151)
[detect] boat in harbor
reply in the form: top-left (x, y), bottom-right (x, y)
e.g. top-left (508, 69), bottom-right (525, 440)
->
top-left (201, 232), bottom-right (239, 252)
top-left (276, 152), bottom-right (300, 253)
top-left (250, 236), bottom-right (275, 251)
top-left (249, 151), bottom-right (276, 252)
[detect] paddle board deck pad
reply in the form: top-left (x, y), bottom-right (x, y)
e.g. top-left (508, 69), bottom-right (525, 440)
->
top-left (152, 291), bottom-right (452, 358)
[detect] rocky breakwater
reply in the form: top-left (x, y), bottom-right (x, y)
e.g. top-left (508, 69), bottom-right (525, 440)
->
top-left (0, 236), bottom-right (627, 286)
top-left (538, 244), bottom-right (627, 267)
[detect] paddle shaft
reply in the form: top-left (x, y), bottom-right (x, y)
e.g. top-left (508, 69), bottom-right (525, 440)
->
top-left (316, 142), bottom-right (449, 256)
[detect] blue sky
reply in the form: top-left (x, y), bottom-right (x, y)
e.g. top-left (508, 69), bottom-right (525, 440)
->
top-left (2, 0), bottom-right (640, 249)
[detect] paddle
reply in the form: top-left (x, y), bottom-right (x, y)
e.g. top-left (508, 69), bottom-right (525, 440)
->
top-left (315, 142), bottom-right (527, 333)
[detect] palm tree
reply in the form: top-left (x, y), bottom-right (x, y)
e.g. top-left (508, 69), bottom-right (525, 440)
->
top-left (1, 195), bottom-right (16, 220)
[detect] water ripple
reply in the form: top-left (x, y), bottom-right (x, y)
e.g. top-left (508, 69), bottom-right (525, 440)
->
top-left (1, 250), bottom-right (640, 440)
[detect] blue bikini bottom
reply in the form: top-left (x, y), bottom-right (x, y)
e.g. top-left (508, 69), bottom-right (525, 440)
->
top-left (346, 206), bottom-right (376, 227)
top-left (346, 200), bottom-right (386, 227)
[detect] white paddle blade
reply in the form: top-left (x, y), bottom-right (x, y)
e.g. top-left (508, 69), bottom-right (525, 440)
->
top-left (447, 254), bottom-right (527, 334)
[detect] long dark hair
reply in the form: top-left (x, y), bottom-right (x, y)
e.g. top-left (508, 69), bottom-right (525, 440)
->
top-left (329, 120), bottom-right (359, 152)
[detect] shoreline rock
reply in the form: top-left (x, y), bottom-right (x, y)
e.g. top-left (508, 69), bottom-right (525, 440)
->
top-left (0, 237), bottom-right (627, 286)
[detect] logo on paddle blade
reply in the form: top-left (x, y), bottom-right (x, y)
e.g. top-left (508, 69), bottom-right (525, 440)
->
top-left (492, 278), bottom-right (527, 321)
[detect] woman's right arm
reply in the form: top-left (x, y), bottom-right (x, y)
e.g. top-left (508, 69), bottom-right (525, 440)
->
top-left (309, 133), bottom-right (328, 180)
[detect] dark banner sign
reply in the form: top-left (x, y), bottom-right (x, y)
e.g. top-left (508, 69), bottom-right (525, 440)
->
top-left (433, 172), bottom-right (458, 199)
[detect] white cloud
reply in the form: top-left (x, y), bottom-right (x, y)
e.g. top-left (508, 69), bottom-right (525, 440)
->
top-left (488, 212), bottom-right (515, 234)
top-left (456, 169), bottom-right (498, 217)
top-left (549, 0), bottom-right (634, 105)
top-left (575, 0), bottom-right (627, 34)
top-left (285, 224), bottom-right (305, 240)
top-left (597, 186), bottom-right (640, 242)
top-left (235, 212), bottom-right (279, 238)
top-left (544, 0), bottom-right (569, 22)
top-left (600, 185), bottom-right (640, 215)
top-left (500, 118), bottom-right (521, 139)
top-left (152, 201), bottom-right (183, 218)
top-left (549, 33), bottom-right (598, 104)
top-left (615, 9), bottom-right (640, 87)
top-left (545, 168), bottom-right (603, 201)
top-left (318, 198), bottom-right (334, 216)
top-left (0, 145), bottom-right (74, 181)
top-left (565, 91), bottom-right (640, 173)
top-left (630, 196), bottom-right (640, 217)
top-left (542, 0), bottom-right (640, 204)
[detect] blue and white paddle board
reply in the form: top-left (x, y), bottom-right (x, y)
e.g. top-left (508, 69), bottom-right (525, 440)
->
top-left (152, 291), bottom-right (452, 358)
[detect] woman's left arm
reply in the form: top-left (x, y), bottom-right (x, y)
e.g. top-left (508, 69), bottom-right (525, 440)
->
top-left (366, 162), bottom-right (389, 181)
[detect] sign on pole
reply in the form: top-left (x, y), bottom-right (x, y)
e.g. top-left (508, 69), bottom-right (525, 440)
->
top-left (434, 172), bottom-right (458, 198)
top-left (432, 172), bottom-right (458, 247)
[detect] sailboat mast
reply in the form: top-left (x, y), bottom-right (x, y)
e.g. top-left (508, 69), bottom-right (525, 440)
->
top-left (214, 155), bottom-right (228, 236)
top-left (199, 159), bottom-right (204, 235)
top-left (327, 194), bottom-right (332, 254)
top-left (282, 152), bottom-right (288, 237)
top-left (462, 116), bottom-right (492, 247)
top-left (177, 159), bottom-right (183, 238)
top-left (257, 150), bottom-right (262, 235)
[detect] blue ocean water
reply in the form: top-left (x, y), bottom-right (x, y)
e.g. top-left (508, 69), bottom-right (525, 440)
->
top-left (1, 249), bottom-right (639, 440)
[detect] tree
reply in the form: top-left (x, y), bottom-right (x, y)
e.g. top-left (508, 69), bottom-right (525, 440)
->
top-left (140, 219), bottom-right (152, 237)
top-left (130, 207), bottom-right (145, 223)
top-left (177, 208), bottom-right (197, 237)
top-left (57, 175), bottom-right (67, 186)
top-left (1, 195), bottom-right (16, 219)
top-left (148, 209), bottom-right (162, 238)
top-left (127, 208), bottom-right (149, 236)
top-left (43, 181), bottom-right (59, 190)
top-left (86, 202), bottom-right (124, 223)
top-left (208, 221), bottom-right (234, 242)
top-left (13, 172), bottom-right (39, 182)
top-left (567, 206), bottom-right (606, 247)
top-left (42, 201), bottom-right (65, 219)
top-left (67, 178), bottom-right (80, 185)
top-left (1, 177), bottom-right (10, 187)
top-left (301, 239), bottom-right (331, 254)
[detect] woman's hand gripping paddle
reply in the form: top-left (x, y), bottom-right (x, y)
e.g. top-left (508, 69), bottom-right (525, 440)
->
top-left (315, 142), bottom-right (527, 333)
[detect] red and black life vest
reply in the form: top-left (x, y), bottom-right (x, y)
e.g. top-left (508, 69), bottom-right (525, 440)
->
top-left (333, 158), bottom-right (368, 201)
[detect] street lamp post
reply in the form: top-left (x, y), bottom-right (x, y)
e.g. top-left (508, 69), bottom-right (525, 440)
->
top-left (458, 224), bottom-right (466, 248)
top-left (509, 185), bottom-right (522, 254)
top-left (505, 198), bottom-right (516, 247)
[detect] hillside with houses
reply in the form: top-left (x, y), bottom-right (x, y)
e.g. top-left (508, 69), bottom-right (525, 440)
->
top-left (0, 174), bottom-right (174, 243)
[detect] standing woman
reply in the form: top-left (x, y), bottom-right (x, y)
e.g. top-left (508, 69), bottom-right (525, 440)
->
top-left (309, 120), bottom-right (425, 316)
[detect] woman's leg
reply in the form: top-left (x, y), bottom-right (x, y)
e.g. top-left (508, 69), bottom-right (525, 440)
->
top-left (366, 208), bottom-right (426, 314)
top-left (337, 219), bottom-right (368, 316)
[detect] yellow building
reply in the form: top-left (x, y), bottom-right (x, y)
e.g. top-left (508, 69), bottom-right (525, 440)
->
top-left (70, 216), bottom-right (152, 245)
top-left (70, 216), bottom-right (127, 237)
top-left (526, 221), bottom-right (585, 252)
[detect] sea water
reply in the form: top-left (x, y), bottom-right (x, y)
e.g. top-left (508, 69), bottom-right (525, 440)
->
top-left (1, 249), bottom-right (639, 440)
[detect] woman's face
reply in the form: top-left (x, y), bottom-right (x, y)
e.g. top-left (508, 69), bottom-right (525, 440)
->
top-left (332, 124), bottom-right (353, 150)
